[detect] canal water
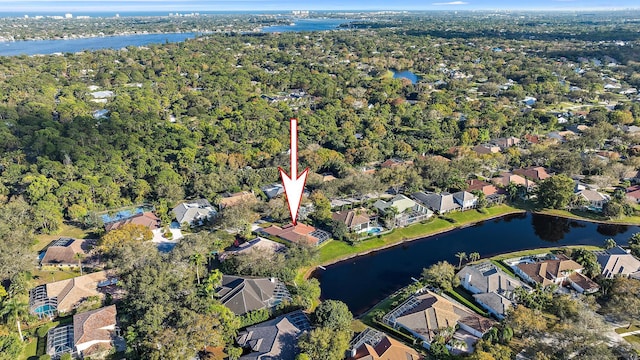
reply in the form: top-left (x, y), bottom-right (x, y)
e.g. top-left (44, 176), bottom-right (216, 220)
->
top-left (312, 212), bottom-right (640, 316)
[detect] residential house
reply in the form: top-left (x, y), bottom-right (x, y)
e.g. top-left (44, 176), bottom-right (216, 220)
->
top-left (595, 246), bottom-right (640, 279)
top-left (29, 271), bottom-right (116, 318)
top-left (491, 173), bottom-right (536, 192)
top-left (383, 289), bottom-right (494, 353)
top-left (576, 190), bottom-right (609, 211)
top-left (373, 195), bottom-right (432, 227)
top-left (466, 179), bottom-right (503, 204)
top-left (347, 328), bottom-right (423, 360)
top-left (332, 208), bottom-right (373, 232)
top-left (261, 223), bottom-right (331, 246)
top-left (452, 191), bottom-right (478, 211)
top-left (513, 255), bottom-right (599, 293)
top-left (261, 183), bottom-right (285, 200)
top-left (219, 237), bottom-right (286, 261)
top-left (73, 305), bottom-right (119, 358)
top-left (626, 185), bottom-right (640, 204)
top-left (46, 305), bottom-right (120, 359)
top-left (412, 191), bottom-right (460, 214)
top-left (472, 144), bottom-right (501, 155)
top-left (458, 262), bottom-right (529, 319)
top-left (172, 199), bottom-right (217, 226)
top-left (40, 238), bottom-right (89, 268)
top-left (217, 275), bottom-right (291, 316)
top-left (104, 211), bottom-right (160, 232)
top-left (219, 191), bottom-right (257, 209)
top-left (236, 311), bottom-right (311, 360)
top-left (491, 137), bottom-right (521, 150)
top-left (380, 158), bottom-right (413, 169)
top-left (513, 166), bottom-right (551, 181)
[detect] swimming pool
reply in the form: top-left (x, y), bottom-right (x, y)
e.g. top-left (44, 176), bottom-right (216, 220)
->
top-left (34, 304), bottom-right (56, 317)
top-left (367, 227), bottom-right (384, 235)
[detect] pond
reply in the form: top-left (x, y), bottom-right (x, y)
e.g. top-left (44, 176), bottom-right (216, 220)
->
top-left (392, 70), bottom-right (419, 84)
top-left (312, 212), bottom-right (640, 316)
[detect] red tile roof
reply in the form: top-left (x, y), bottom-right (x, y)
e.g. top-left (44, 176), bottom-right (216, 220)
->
top-left (513, 166), bottom-right (551, 181)
top-left (262, 223), bottom-right (320, 246)
top-left (104, 212), bottom-right (160, 232)
top-left (466, 179), bottom-right (499, 196)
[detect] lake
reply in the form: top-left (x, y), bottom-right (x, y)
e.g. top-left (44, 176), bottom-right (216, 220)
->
top-left (392, 70), bottom-right (419, 84)
top-left (312, 213), bottom-right (640, 316)
top-left (261, 19), bottom-right (353, 33)
top-left (0, 32), bottom-right (198, 56)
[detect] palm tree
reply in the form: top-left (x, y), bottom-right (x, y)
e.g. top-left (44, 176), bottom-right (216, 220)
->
top-left (469, 252), bottom-right (481, 263)
top-left (203, 269), bottom-right (223, 300)
top-left (190, 253), bottom-right (204, 285)
top-left (0, 297), bottom-right (29, 341)
top-left (455, 252), bottom-right (467, 269)
top-left (604, 238), bottom-right (617, 250)
top-left (74, 252), bottom-right (85, 276)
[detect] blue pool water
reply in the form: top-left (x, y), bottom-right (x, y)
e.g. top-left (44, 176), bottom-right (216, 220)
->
top-left (368, 227), bottom-right (383, 235)
top-left (34, 304), bottom-right (56, 315)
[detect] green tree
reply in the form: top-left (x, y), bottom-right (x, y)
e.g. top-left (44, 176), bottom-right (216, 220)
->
top-left (536, 174), bottom-right (575, 209)
top-left (570, 248), bottom-right (601, 278)
top-left (311, 300), bottom-right (353, 332)
top-left (469, 252), bottom-right (481, 263)
top-left (0, 334), bottom-right (24, 360)
top-left (604, 238), bottom-right (617, 250)
top-left (191, 253), bottom-right (204, 285)
top-left (74, 252), bottom-right (84, 276)
top-left (421, 261), bottom-right (459, 292)
top-left (602, 201), bottom-right (624, 219)
top-left (100, 223), bottom-right (153, 253)
top-left (298, 327), bottom-right (351, 360)
top-left (455, 252), bottom-right (467, 269)
top-left (204, 269), bottom-right (223, 300)
top-left (0, 296), bottom-right (29, 341)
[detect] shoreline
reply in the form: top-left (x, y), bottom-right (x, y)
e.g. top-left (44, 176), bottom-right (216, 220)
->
top-left (303, 207), bottom-right (526, 280)
top-left (302, 206), bottom-right (640, 281)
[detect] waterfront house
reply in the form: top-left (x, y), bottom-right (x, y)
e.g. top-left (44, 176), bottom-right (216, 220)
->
top-left (466, 179), bottom-right (499, 197)
top-left (595, 246), bottom-right (640, 279)
top-left (348, 328), bottom-right (423, 360)
top-left (458, 262), bottom-right (529, 319)
top-left (513, 254), bottom-right (599, 293)
top-left (411, 191), bottom-right (460, 214)
top-left (236, 311), bottom-right (311, 360)
top-left (172, 199), bottom-right (217, 226)
top-left (261, 223), bottom-right (330, 246)
top-left (383, 289), bottom-right (494, 353)
top-left (452, 191), bottom-right (478, 211)
top-left (332, 208), bottom-right (373, 232)
top-left (625, 185), bottom-right (640, 204)
top-left (575, 189), bottom-right (609, 211)
top-left (217, 275), bottom-right (291, 316)
top-left (373, 195), bottom-right (432, 227)
top-left (491, 173), bottom-right (536, 192)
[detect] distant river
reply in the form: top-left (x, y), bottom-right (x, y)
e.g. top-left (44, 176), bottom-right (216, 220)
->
top-left (0, 32), bottom-right (198, 56)
top-left (312, 213), bottom-right (640, 316)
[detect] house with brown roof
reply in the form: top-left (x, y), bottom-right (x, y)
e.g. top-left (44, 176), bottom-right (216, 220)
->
top-left (332, 208), bottom-right (373, 232)
top-left (46, 305), bottom-right (120, 359)
top-left (219, 191), bottom-right (257, 209)
top-left (383, 289), bottom-right (494, 354)
top-left (491, 173), bottom-right (536, 192)
top-left (491, 137), bottom-right (521, 149)
top-left (513, 166), bottom-right (551, 181)
top-left (261, 223), bottom-right (331, 246)
top-left (466, 179), bottom-right (499, 197)
top-left (104, 212), bottom-right (160, 232)
top-left (472, 144), bottom-right (501, 155)
top-left (40, 238), bottom-right (90, 268)
top-left (513, 255), bottom-right (599, 293)
top-left (626, 185), bottom-right (640, 204)
top-left (380, 158), bottom-right (413, 169)
top-left (74, 305), bottom-right (118, 358)
top-left (29, 271), bottom-right (117, 317)
top-left (348, 328), bottom-right (424, 360)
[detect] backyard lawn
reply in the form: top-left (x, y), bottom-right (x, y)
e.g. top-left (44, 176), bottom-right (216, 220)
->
top-left (32, 224), bottom-right (92, 252)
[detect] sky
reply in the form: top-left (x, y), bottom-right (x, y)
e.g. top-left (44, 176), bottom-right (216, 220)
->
top-left (1, 0), bottom-right (639, 13)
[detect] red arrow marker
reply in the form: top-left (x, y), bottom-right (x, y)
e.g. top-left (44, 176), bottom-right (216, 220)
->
top-left (279, 118), bottom-right (309, 225)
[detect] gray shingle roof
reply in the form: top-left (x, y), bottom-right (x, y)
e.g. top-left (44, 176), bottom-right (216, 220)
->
top-left (217, 275), bottom-right (289, 315)
top-left (411, 192), bottom-right (460, 213)
top-left (237, 311), bottom-right (310, 360)
top-left (172, 199), bottom-right (216, 225)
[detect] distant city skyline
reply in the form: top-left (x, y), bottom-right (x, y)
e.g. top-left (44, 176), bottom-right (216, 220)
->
top-left (1, 0), bottom-right (640, 13)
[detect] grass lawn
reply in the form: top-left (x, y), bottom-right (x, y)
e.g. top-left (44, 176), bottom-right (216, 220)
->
top-left (536, 208), bottom-right (640, 225)
top-left (490, 259), bottom-right (517, 278)
top-left (32, 268), bottom-right (82, 285)
top-left (624, 334), bottom-right (640, 345)
top-left (447, 287), bottom-right (489, 317)
top-left (19, 337), bottom-right (38, 360)
top-left (489, 245), bottom-right (603, 261)
top-left (615, 325), bottom-right (640, 334)
top-left (33, 224), bottom-right (91, 252)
